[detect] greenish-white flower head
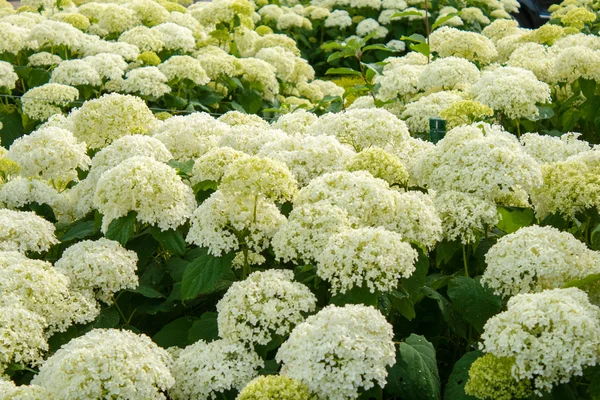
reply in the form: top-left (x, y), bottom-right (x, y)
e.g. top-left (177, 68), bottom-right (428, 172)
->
top-left (217, 269), bottom-right (317, 345)
top-left (190, 147), bottom-right (250, 186)
top-left (237, 375), bottom-right (316, 400)
top-left (465, 354), bottom-right (533, 400)
top-left (21, 83), bottom-right (79, 122)
top-left (345, 147), bottom-right (409, 186)
top-left (0, 210), bottom-right (58, 253)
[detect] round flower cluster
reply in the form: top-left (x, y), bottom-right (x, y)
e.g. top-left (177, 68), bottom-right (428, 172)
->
top-left (169, 339), bottom-right (263, 400)
top-left (216, 269), bottom-right (317, 345)
top-left (32, 329), bottom-right (174, 399)
top-left (54, 238), bottom-right (139, 304)
top-left (345, 147), bottom-right (409, 186)
top-left (93, 156), bottom-right (196, 232)
top-left (479, 288), bottom-right (600, 394)
top-left (465, 354), bottom-right (533, 400)
top-left (0, 209), bottom-right (58, 253)
top-left (158, 55), bottom-right (210, 85)
top-left (276, 304), bottom-right (396, 400)
top-left (49, 59), bottom-right (102, 87)
top-left (433, 191), bottom-right (499, 244)
top-left (482, 225), bottom-right (600, 297)
top-left (122, 66), bottom-right (171, 98)
top-left (520, 132), bottom-right (590, 164)
top-left (439, 100), bottom-right (494, 129)
top-left (237, 376), bottom-right (316, 400)
top-left (401, 91), bottom-right (464, 133)
top-left (418, 56), bottom-right (480, 91)
top-left (0, 303), bottom-right (48, 371)
top-left (429, 26), bottom-right (498, 64)
top-left (374, 64), bottom-right (424, 101)
top-left (21, 83), bottom-right (79, 122)
top-left (0, 61), bottom-right (18, 91)
top-left (317, 226), bottom-right (417, 294)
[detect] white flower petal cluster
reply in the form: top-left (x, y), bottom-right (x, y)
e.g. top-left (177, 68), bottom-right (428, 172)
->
top-left (93, 156), bottom-right (196, 232)
top-left (220, 156), bottom-right (298, 202)
top-left (324, 9), bottom-right (352, 28)
top-left (84, 53), bottom-right (128, 81)
top-left (169, 339), bottom-right (263, 400)
top-left (374, 64), bottom-right (424, 101)
top-left (276, 304), bottom-right (395, 400)
top-left (401, 91), bottom-right (463, 133)
top-left (345, 147), bottom-right (409, 186)
top-left (50, 59), bottom-right (102, 87)
top-left (27, 20), bottom-right (85, 50)
top-left (552, 45), bottom-right (600, 84)
top-left (218, 126), bottom-right (288, 155)
top-left (217, 269), bottom-right (317, 345)
top-left (218, 111), bottom-right (270, 129)
top-left (506, 42), bottom-right (555, 83)
top-left (258, 134), bottom-right (355, 186)
top-left (152, 113), bottom-right (230, 161)
top-left (480, 288), bottom-right (600, 394)
top-left (0, 61), bottom-right (18, 91)
top-left (256, 47), bottom-right (297, 82)
top-left (158, 55), bottom-right (210, 85)
top-left (0, 252), bottom-right (99, 334)
top-left (482, 225), bottom-right (600, 297)
top-left (520, 132), bottom-right (590, 164)
top-left (273, 202), bottom-right (355, 263)
top-left (271, 109), bottom-right (318, 134)
top-left (238, 57), bottom-right (279, 101)
top-left (471, 66), bottom-right (551, 119)
top-left (123, 66), bottom-right (171, 98)
top-left (0, 303), bottom-right (48, 370)
top-left (8, 126), bottom-right (90, 186)
top-left (32, 329), bottom-right (174, 400)
top-left (429, 26), bottom-right (498, 64)
top-left (186, 190), bottom-right (286, 256)
top-left (190, 147), bottom-right (250, 185)
top-left (119, 26), bottom-right (165, 53)
top-left (27, 52), bottom-right (63, 68)
top-left (308, 108), bottom-right (410, 151)
top-left (0, 178), bottom-right (71, 222)
top-left (317, 227), bottom-right (417, 294)
top-left (0, 379), bottom-right (49, 399)
top-left (0, 22), bottom-right (29, 55)
top-left (0, 210), bottom-right (58, 253)
top-left (433, 191), bottom-right (499, 244)
top-left (194, 46), bottom-right (241, 79)
top-left (151, 22), bottom-right (196, 53)
top-left (356, 18), bottom-right (388, 39)
top-left (413, 123), bottom-right (543, 205)
top-left (55, 238), bottom-right (139, 304)
top-left (418, 56), bottom-right (480, 91)
top-left (21, 83), bottom-right (79, 121)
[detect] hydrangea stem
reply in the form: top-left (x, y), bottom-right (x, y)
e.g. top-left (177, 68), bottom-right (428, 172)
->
top-left (462, 244), bottom-right (469, 277)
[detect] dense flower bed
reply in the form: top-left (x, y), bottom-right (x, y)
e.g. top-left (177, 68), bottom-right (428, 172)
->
top-left (1, 0), bottom-right (600, 398)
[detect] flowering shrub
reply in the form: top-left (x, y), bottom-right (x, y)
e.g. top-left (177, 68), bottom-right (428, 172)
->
top-left (1, 0), bottom-right (600, 399)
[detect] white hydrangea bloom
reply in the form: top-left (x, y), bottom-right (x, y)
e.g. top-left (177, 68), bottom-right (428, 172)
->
top-left (506, 42), bottom-right (555, 83)
top-left (190, 147), bottom-right (250, 185)
top-left (356, 18), bottom-right (388, 39)
top-left (70, 93), bottom-right (157, 149)
top-left (238, 57), bottom-right (279, 101)
top-left (258, 134), bottom-right (355, 186)
top-left (272, 202), bottom-right (355, 263)
top-left (0, 61), bottom-right (18, 90)
top-left (27, 52), bottom-right (63, 68)
top-left (152, 113), bottom-right (230, 161)
top-left (81, 38), bottom-right (140, 61)
top-left (471, 66), bottom-right (551, 120)
top-left (277, 12), bottom-right (312, 30)
top-left (21, 83), bottom-right (79, 121)
top-left (32, 329), bottom-right (174, 399)
top-left (433, 191), bottom-right (499, 244)
top-left (119, 26), bottom-right (165, 53)
top-left (83, 53), bottom-right (128, 81)
top-left (158, 55), bottom-right (210, 85)
top-left (520, 132), bottom-right (590, 164)
top-left (94, 156), bottom-right (196, 232)
top-left (418, 56), bottom-right (480, 91)
top-left (351, 0), bottom-right (382, 8)
top-left (374, 63), bottom-right (424, 101)
top-left (55, 238), bottom-right (139, 304)
top-left (217, 269), bottom-right (317, 345)
top-left (218, 126), bottom-right (288, 155)
top-left (482, 18), bottom-right (521, 42)
top-left (317, 227), bottom-right (417, 294)
top-left (271, 109), bottom-right (318, 134)
top-left (0, 378), bottom-right (49, 399)
top-left (482, 226), bottom-right (600, 297)
top-left (217, 111), bottom-right (270, 129)
top-left (27, 20), bottom-right (85, 50)
top-left (480, 288), bottom-right (600, 394)
top-left (186, 190), bottom-right (286, 256)
top-left (0, 254), bottom-right (99, 334)
top-left (345, 147), bottom-right (409, 186)
top-left (429, 26), bottom-right (498, 64)
top-left (552, 45), bottom-right (600, 84)
top-left (0, 22), bottom-right (29, 54)
top-left (194, 46), bottom-right (241, 79)
top-left (123, 66), bottom-right (171, 98)
top-left (0, 178), bottom-right (71, 222)
top-left (324, 9), bottom-right (352, 28)
top-left (308, 108), bottom-right (410, 151)
top-left (8, 127), bottom-right (90, 187)
top-left (49, 60), bottom-right (102, 87)
top-left (94, 4), bottom-right (141, 36)
top-left (169, 339), bottom-right (263, 400)
top-left (0, 210), bottom-right (58, 253)
top-left (276, 304), bottom-right (395, 400)
top-left (413, 123), bottom-right (543, 205)
top-left (255, 47), bottom-right (297, 82)
top-left (0, 303), bottom-right (48, 370)
top-left (401, 91), bottom-right (464, 133)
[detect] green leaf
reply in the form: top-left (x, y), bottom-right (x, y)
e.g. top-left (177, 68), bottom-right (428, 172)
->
top-left (104, 211), bottom-right (137, 245)
top-left (436, 240), bottom-right (460, 267)
top-left (131, 284), bottom-right (165, 298)
top-left (580, 78), bottom-right (597, 100)
top-left (59, 220), bottom-right (97, 242)
top-left (259, 359), bottom-right (280, 376)
top-left (152, 316), bottom-right (199, 348)
top-left (386, 334), bottom-right (441, 400)
top-left (325, 67), bottom-right (362, 76)
top-left (400, 34), bottom-right (427, 43)
top-left (422, 287), bottom-right (468, 338)
top-left (391, 293), bottom-right (416, 320)
top-left (163, 93), bottom-right (187, 109)
top-left (402, 248), bottom-right (429, 299)
top-left (537, 106), bottom-right (555, 120)
top-left (496, 206), bottom-right (535, 234)
top-left (447, 276), bottom-right (503, 333)
top-left (431, 13), bottom-right (459, 31)
top-left (27, 68), bottom-right (51, 88)
top-left (391, 10), bottom-right (425, 19)
top-left (150, 227), bottom-right (186, 256)
top-left (363, 44), bottom-right (392, 52)
top-left (0, 107), bottom-right (25, 147)
top-left (181, 251), bottom-right (235, 300)
top-left (563, 273), bottom-right (600, 289)
top-left (329, 285), bottom-right (378, 306)
top-left (410, 42), bottom-right (430, 58)
top-left (188, 312), bottom-right (219, 343)
top-left (585, 366), bottom-right (600, 400)
top-left (443, 351), bottom-right (482, 400)
top-left (165, 257), bottom-right (189, 282)
top-left (237, 90), bottom-right (263, 114)
top-left (92, 307), bottom-right (121, 329)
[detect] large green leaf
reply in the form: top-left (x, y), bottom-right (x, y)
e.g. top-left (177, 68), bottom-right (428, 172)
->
top-left (443, 350), bottom-right (482, 400)
top-left (0, 106), bottom-right (25, 147)
top-left (59, 220), bottom-right (97, 242)
top-left (150, 227), bottom-right (186, 256)
top-left (237, 90), bottom-right (262, 114)
top-left (447, 276), bottom-right (503, 333)
top-left (386, 334), bottom-right (441, 400)
top-left (152, 316), bottom-right (198, 348)
top-left (496, 206), bottom-right (534, 234)
top-left (329, 285), bottom-right (378, 306)
top-left (104, 211), bottom-right (137, 245)
top-left (325, 67), bottom-right (362, 76)
top-left (188, 312), bottom-right (219, 343)
top-left (181, 251), bottom-right (234, 300)
top-left (403, 248), bottom-right (429, 299)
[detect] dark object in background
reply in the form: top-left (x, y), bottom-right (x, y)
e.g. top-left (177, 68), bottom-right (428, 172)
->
top-left (512, 0), bottom-right (560, 28)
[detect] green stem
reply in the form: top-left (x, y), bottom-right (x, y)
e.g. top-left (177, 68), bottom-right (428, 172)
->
top-left (585, 216), bottom-right (591, 246)
top-left (462, 244), bottom-right (469, 277)
top-left (516, 118), bottom-right (521, 138)
top-left (242, 246), bottom-right (250, 280)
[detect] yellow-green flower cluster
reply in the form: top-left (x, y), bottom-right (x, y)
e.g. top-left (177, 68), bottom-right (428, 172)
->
top-left (465, 354), bottom-right (533, 400)
top-left (238, 376), bottom-right (316, 400)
